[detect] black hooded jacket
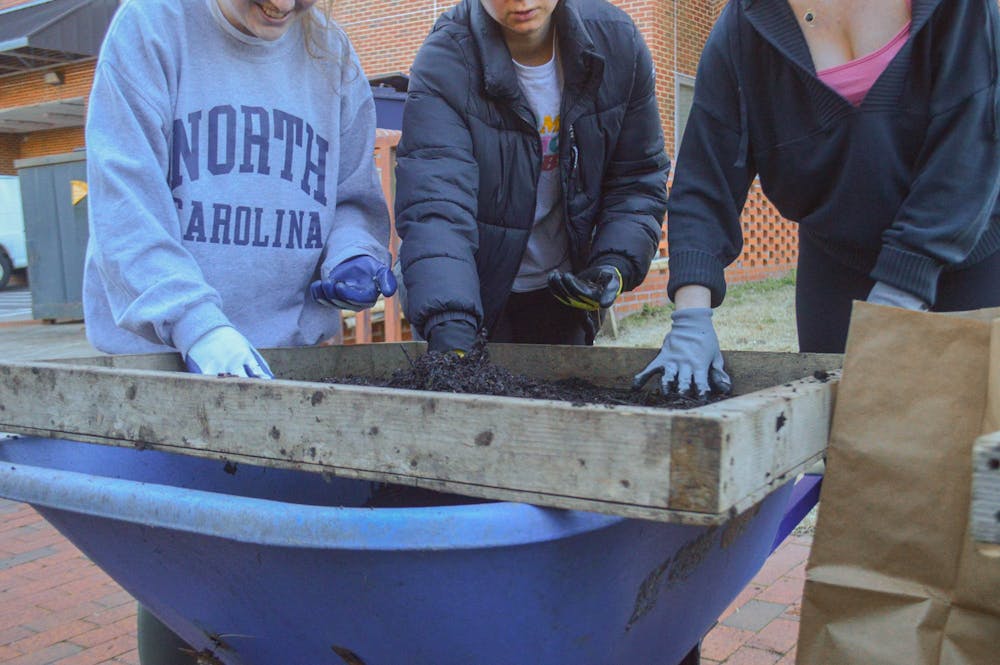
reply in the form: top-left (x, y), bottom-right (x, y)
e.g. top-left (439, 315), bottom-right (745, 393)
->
top-left (395, 0), bottom-right (669, 338)
top-left (668, 0), bottom-right (1000, 307)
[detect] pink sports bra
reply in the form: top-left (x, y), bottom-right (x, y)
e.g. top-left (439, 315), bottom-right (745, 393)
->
top-left (817, 6), bottom-right (912, 106)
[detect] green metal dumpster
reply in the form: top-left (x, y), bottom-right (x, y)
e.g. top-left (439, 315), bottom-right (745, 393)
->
top-left (14, 150), bottom-right (88, 320)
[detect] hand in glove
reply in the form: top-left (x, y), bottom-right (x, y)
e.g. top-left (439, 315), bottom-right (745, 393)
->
top-left (547, 265), bottom-right (623, 311)
top-left (185, 326), bottom-right (274, 379)
top-left (311, 255), bottom-right (397, 311)
top-left (866, 281), bottom-right (929, 311)
top-left (426, 319), bottom-right (478, 355)
top-left (632, 308), bottom-right (731, 397)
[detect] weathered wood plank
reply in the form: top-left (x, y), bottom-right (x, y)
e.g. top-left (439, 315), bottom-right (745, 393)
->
top-left (0, 346), bottom-right (841, 523)
top-left (972, 430), bottom-right (1000, 550)
top-left (52, 343), bottom-right (842, 395)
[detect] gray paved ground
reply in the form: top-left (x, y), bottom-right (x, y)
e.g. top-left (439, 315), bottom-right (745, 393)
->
top-left (0, 284), bottom-right (102, 361)
top-left (0, 286), bottom-right (31, 324)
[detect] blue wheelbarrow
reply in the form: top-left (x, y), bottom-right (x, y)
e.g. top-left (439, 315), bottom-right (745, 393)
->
top-left (0, 434), bottom-right (821, 665)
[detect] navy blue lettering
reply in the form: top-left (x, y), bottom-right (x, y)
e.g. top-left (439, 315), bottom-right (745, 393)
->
top-left (179, 201), bottom-right (326, 250)
top-left (183, 200), bottom-right (206, 242)
top-left (233, 206), bottom-right (253, 246)
top-left (240, 106), bottom-right (271, 175)
top-left (301, 124), bottom-right (328, 205)
top-left (208, 105), bottom-right (236, 175)
top-left (210, 203), bottom-right (232, 244)
top-left (273, 110), bottom-right (303, 183)
top-left (305, 212), bottom-right (323, 249)
top-left (272, 209), bottom-right (285, 248)
top-left (169, 110), bottom-right (202, 189)
top-left (285, 210), bottom-right (304, 249)
top-left (251, 207), bottom-right (269, 247)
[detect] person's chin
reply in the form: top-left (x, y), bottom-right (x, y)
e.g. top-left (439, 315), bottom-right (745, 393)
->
top-left (249, 23), bottom-right (293, 40)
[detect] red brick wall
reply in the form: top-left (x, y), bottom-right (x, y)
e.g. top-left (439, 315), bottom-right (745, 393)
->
top-left (20, 127), bottom-right (87, 161)
top-left (0, 134), bottom-right (19, 174)
top-left (0, 61), bottom-right (94, 173)
top-left (334, 0), bottom-right (716, 157)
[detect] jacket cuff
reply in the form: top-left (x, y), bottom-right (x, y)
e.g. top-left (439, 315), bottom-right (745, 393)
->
top-left (171, 301), bottom-right (232, 358)
top-left (870, 246), bottom-right (943, 306)
top-left (666, 249), bottom-right (727, 307)
top-left (426, 319), bottom-right (478, 353)
top-left (422, 310), bottom-right (479, 340)
top-left (589, 254), bottom-right (636, 290)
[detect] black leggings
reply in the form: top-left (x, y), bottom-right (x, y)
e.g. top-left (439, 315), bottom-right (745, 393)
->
top-left (795, 231), bottom-right (1000, 353)
top-left (489, 288), bottom-right (590, 345)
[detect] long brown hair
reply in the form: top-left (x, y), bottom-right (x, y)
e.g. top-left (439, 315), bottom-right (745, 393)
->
top-left (301, 0), bottom-right (353, 70)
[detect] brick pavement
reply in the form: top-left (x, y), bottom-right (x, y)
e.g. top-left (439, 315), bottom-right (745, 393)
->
top-left (0, 497), bottom-right (812, 665)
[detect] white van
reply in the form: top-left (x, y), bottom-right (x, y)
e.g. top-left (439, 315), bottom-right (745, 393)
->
top-left (0, 176), bottom-right (28, 289)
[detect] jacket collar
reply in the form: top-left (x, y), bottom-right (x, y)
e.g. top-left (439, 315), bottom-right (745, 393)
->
top-left (740, 0), bottom-right (944, 73)
top-left (469, 0), bottom-right (604, 102)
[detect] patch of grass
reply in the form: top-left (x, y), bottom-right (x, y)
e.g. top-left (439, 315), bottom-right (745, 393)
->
top-left (617, 270), bottom-right (796, 334)
top-left (723, 270), bottom-right (796, 305)
top-left (622, 301), bottom-right (674, 326)
top-left (606, 272), bottom-right (799, 351)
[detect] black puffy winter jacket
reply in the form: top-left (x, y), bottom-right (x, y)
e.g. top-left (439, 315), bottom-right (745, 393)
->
top-left (395, 0), bottom-right (670, 339)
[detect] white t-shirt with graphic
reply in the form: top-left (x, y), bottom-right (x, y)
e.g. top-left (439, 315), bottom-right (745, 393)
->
top-left (512, 50), bottom-right (572, 292)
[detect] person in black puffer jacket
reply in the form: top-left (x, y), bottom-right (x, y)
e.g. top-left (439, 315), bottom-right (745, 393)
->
top-left (395, 0), bottom-right (669, 353)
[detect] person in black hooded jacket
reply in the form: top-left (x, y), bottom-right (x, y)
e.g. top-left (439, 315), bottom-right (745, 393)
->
top-left (636, 0), bottom-right (1000, 396)
top-left (395, 0), bottom-right (669, 353)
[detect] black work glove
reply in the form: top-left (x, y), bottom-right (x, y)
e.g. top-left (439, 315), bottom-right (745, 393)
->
top-left (547, 265), bottom-right (623, 311)
top-left (426, 319), bottom-right (478, 354)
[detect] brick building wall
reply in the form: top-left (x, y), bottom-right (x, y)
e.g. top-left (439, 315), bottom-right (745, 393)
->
top-left (0, 134), bottom-right (19, 174)
top-left (0, 60), bottom-right (93, 174)
top-left (334, 0), bottom-right (716, 158)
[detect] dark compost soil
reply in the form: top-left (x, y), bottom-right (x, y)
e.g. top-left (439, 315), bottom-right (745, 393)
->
top-left (323, 342), bottom-right (723, 410)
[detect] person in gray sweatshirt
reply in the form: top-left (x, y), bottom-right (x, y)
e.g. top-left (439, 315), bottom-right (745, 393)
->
top-left (84, 0), bottom-right (395, 379)
top-left (83, 0), bottom-right (395, 661)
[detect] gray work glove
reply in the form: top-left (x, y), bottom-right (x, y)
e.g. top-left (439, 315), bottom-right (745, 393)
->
top-left (632, 308), bottom-right (732, 397)
top-left (185, 326), bottom-right (273, 379)
top-left (866, 281), bottom-right (929, 311)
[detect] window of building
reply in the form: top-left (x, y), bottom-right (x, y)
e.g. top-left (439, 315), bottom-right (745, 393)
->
top-left (674, 74), bottom-right (696, 157)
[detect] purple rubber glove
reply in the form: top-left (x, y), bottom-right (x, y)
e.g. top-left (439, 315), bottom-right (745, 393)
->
top-left (185, 326), bottom-right (273, 379)
top-left (632, 308), bottom-right (731, 397)
top-left (311, 255), bottom-right (397, 311)
top-left (866, 281), bottom-right (929, 311)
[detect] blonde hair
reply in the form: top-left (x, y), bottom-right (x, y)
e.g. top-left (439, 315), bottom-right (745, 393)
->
top-left (301, 0), bottom-right (351, 66)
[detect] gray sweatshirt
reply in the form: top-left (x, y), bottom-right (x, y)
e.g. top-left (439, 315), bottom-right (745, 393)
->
top-left (83, 0), bottom-right (391, 355)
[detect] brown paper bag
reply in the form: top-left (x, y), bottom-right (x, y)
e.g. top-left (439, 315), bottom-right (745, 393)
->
top-left (797, 301), bottom-right (1000, 665)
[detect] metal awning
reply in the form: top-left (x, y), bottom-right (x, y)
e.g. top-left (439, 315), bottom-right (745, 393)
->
top-left (0, 0), bottom-right (118, 77)
top-left (0, 96), bottom-right (85, 132)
